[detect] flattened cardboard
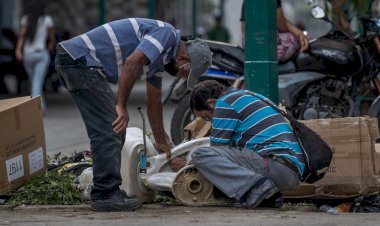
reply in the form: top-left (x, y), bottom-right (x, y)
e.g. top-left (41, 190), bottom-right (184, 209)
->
top-left (0, 96), bottom-right (47, 195)
top-left (284, 117), bottom-right (380, 198)
top-left (184, 116), bottom-right (380, 198)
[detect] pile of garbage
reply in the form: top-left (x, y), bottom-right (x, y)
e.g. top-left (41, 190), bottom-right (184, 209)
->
top-left (1, 151), bottom-right (93, 205)
top-left (316, 195), bottom-right (380, 213)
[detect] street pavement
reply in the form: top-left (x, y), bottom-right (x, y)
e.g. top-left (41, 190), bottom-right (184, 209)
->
top-left (1, 203), bottom-right (380, 225)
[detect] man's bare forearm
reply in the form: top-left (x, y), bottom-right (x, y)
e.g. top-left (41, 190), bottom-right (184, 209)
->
top-left (146, 82), bottom-right (166, 144)
top-left (117, 50), bottom-right (148, 108)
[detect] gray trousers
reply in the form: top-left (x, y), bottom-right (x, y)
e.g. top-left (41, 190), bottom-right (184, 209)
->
top-left (191, 146), bottom-right (299, 201)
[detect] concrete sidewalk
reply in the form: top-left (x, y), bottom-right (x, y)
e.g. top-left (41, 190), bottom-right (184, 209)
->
top-left (1, 204), bottom-right (379, 226)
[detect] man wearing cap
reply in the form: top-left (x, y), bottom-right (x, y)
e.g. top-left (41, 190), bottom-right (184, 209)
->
top-left (55, 18), bottom-right (212, 212)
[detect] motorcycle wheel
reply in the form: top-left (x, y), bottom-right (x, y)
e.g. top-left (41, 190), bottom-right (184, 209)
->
top-left (170, 93), bottom-right (195, 145)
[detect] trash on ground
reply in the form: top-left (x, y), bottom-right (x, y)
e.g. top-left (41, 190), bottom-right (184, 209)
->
top-left (2, 150), bottom-right (92, 205)
top-left (352, 194), bottom-right (380, 213)
top-left (318, 202), bottom-right (352, 214)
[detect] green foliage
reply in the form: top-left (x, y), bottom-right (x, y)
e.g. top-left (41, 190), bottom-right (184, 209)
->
top-left (351, 0), bottom-right (369, 14)
top-left (7, 169), bottom-right (83, 205)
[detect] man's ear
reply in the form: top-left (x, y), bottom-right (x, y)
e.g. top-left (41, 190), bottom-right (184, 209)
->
top-left (206, 98), bottom-right (216, 109)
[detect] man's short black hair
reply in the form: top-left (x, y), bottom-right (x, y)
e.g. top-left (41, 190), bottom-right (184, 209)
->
top-left (189, 80), bottom-right (227, 112)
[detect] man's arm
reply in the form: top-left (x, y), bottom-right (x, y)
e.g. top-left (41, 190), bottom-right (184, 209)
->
top-left (277, 8), bottom-right (309, 52)
top-left (112, 49), bottom-right (149, 133)
top-left (285, 20), bottom-right (309, 52)
top-left (146, 81), bottom-right (172, 159)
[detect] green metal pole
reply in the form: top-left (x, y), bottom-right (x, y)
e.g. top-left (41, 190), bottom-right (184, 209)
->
top-left (192, 0), bottom-right (197, 37)
top-left (149, 0), bottom-right (155, 19)
top-left (244, 0), bottom-right (278, 103)
top-left (98, 0), bottom-right (105, 25)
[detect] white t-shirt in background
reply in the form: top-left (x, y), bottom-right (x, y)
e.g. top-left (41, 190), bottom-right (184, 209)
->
top-left (20, 15), bottom-right (54, 53)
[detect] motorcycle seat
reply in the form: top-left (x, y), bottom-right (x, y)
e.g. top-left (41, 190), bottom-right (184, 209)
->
top-left (278, 61), bottom-right (296, 74)
top-left (205, 40), bottom-right (245, 74)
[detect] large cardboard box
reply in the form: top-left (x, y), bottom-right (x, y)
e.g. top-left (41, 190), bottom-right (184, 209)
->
top-left (0, 96), bottom-right (46, 195)
top-left (284, 117), bottom-right (380, 198)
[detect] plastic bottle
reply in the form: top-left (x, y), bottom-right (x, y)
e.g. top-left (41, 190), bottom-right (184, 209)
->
top-left (79, 167), bottom-right (93, 187)
top-left (319, 204), bottom-right (338, 214)
top-left (319, 203), bottom-right (352, 214)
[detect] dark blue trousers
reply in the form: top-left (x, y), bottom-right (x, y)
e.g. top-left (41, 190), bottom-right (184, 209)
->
top-left (55, 47), bottom-right (125, 200)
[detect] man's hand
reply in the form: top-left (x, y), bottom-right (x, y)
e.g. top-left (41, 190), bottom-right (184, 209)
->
top-left (169, 157), bottom-right (188, 172)
top-left (155, 142), bottom-right (172, 159)
top-left (298, 33), bottom-right (309, 52)
top-left (112, 105), bottom-right (129, 134)
top-left (115, 49), bottom-right (148, 134)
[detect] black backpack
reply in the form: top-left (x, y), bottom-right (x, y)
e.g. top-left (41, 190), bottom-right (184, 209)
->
top-left (248, 91), bottom-right (334, 184)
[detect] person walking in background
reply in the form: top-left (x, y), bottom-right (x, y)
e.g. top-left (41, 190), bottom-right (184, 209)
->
top-left (240, 0), bottom-right (309, 62)
top-left (15, 0), bottom-right (55, 111)
top-left (207, 15), bottom-right (230, 43)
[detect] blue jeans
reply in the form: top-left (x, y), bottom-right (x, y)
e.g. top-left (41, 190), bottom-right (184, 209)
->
top-left (55, 47), bottom-right (125, 200)
top-left (23, 49), bottom-right (50, 110)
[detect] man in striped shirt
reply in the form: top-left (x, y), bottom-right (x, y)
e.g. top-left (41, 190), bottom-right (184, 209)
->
top-left (55, 18), bottom-right (212, 211)
top-left (189, 80), bottom-right (304, 209)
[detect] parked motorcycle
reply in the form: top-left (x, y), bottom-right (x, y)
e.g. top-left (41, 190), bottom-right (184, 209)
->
top-left (169, 0), bottom-right (380, 145)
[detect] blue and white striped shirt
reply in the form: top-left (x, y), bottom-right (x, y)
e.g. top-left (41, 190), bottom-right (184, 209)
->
top-left (211, 89), bottom-right (305, 174)
top-left (59, 18), bottom-right (180, 87)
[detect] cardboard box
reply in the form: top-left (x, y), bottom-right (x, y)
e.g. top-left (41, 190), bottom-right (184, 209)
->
top-left (284, 117), bottom-right (380, 198)
top-left (0, 96), bottom-right (46, 195)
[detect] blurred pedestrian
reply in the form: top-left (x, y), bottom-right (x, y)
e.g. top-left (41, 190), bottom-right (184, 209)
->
top-left (207, 15), bottom-right (230, 43)
top-left (55, 18), bottom-right (212, 212)
top-left (240, 0), bottom-right (309, 62)
top-left (15, 0), bottom-right (55, 111)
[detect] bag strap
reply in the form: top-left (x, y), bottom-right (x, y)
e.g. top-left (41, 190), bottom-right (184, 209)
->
top-left (244, 90), bottom-right (295, 122)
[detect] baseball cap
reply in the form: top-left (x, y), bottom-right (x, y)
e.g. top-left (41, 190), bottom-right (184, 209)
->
top-left (186, 38), bottom-right (212, 90)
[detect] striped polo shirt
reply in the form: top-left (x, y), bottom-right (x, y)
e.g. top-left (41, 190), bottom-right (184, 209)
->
top-left (211, 88), bottom-right (305, 174)
top-left (59, 18), bottom-right (180, 87)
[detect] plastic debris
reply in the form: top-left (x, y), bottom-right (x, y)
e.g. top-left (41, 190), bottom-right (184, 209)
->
top-left (352, 194), bottom-right (380, 213)
top-left (72, 167), bottom-right (93, 201)
top-left (48, 150), bottom-right (92, 171)
top-left (318, 202), bottom-right (352, 214)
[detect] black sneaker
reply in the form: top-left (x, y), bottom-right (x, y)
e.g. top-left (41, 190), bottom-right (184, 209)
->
top-left (91, 189), bottom-right (142, 212)
top-left (259, 192), bottom-right (284, 208)
top-left (234, 179), bottom-right (279, 209)
top-left (118, 190), bottom-right (137, 199)
top-left (245, 178), bottom-right (278, 209)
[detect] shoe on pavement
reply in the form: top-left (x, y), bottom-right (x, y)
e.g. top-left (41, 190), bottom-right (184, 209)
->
top-left (91, 189), bottom-right (142, 212)
top-left (234, 178), bottom-right (278, 209)
top-left (118, 189), bottom-right (137, 199)
top-left (245, 178), bottom-right (278, 209)
top-left (259, 192), bottom-right (284, 208)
